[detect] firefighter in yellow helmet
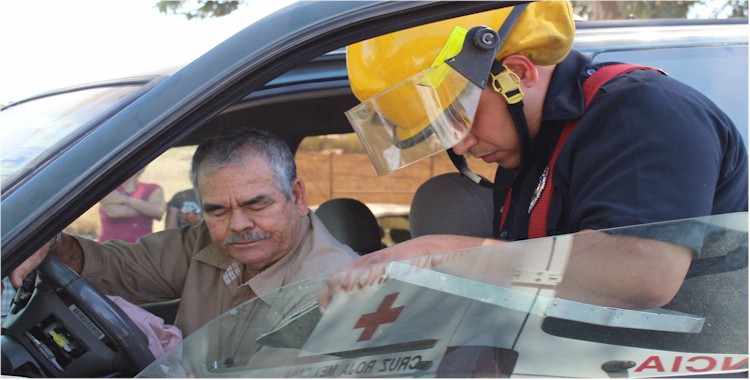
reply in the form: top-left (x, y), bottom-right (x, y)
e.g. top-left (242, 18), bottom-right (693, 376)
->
top-left (330, 1), bottom-right (748, 316)
top-left (346, 2), bottom-right (575, 177)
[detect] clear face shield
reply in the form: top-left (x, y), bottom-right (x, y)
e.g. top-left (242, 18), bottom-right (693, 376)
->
top-left (346, 26), bottom-right (502, 176)
top-left (345, 64), bottom-right (482, 176)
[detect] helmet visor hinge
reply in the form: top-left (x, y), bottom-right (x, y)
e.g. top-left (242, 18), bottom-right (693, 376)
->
top-left (444, 26), bottom-right (500, 89)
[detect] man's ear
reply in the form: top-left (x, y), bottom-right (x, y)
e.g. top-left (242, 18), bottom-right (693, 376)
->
top-left (501, 54), bottom-right (540, 85)
top-left (291, 178), bottom-right (309, 215)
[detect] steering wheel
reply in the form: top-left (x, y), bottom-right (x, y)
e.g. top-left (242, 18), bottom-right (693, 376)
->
top-left (1, 255), bottom-right (156, 377)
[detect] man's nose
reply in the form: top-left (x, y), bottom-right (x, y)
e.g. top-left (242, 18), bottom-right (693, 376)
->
top-left (451, 133), bottom-right (477, 156)
top-left (228, 209), bottom-right (255, 231)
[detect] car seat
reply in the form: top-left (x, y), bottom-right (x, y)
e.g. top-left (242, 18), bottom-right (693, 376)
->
top-left (410, 173), bottom-right (495, 238)
top-left (314, 198), bottom-right (384, 255)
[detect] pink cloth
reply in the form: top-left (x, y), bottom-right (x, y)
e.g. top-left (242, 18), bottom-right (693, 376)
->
top-left (107, 295), bottom-right (182, 358)
top-left (99, 182), bottom-right (160, 243)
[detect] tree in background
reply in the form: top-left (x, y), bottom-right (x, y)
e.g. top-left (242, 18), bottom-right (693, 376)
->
top-left (725, 0), bottom-right (750, 16)
top-left (573, 1), bottom-right (697, 19)
top-left (158, 0), bottom-right (747, 20)
top-left (571, 0), bottom-right (747, 20)
top-left (157, 0), bottom-right (245, 20)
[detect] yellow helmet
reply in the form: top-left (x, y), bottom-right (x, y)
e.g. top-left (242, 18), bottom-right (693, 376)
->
top-left (349, 2), bottom-right (575, 102)
top-left (345, 2), bottom-right (575, 176)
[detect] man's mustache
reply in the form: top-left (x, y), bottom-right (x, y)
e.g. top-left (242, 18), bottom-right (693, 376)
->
top-left (224, 229), bottom-right (271, 244)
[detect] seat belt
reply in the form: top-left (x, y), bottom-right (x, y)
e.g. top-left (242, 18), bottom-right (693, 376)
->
top-left (500, 64), bottom-right (662, 239)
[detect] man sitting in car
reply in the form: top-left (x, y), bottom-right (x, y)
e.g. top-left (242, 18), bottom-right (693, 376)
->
top-left (10, 126), bottom-right (358, 337)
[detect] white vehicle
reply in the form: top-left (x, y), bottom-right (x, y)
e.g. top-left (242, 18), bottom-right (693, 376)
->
top-left (138, 212), bottom-right (747, 378)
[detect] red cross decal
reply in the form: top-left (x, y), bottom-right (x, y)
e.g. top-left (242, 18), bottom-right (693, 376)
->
top-left (353, 292), bottom-right (404, 341)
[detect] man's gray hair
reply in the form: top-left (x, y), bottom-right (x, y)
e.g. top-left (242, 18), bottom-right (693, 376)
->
top-left (190, 127), bottom-right (297, 199)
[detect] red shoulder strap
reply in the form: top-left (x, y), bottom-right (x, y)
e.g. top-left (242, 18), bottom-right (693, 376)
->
top-left (522, 64), bottom-right (658, 239)
top-left (582, 64), bottom-right (658, 107)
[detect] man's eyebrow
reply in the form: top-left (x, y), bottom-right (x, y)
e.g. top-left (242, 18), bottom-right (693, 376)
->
top-left (203, 195), bottom-right (272, 213)
top-left (202, 203), bottom-right (226, 213)
top-left (239, 194), bottom-right (272, 207)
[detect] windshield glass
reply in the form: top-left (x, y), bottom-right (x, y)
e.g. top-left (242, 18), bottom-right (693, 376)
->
top-left (0, 85), bottom-right (143, 183)
top-left (139, 212), bottom-right (747, 378)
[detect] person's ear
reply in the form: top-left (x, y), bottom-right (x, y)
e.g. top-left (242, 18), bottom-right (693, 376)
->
top-left (501, 54), bottom-right (540, 86)
top-left (291, 178), bottom-right (309, 215)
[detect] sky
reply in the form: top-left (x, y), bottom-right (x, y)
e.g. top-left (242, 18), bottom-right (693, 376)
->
top-left (0, 0), bottom-right (294, 105)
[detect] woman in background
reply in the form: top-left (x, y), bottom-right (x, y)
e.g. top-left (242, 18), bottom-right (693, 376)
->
top-left (98, 170), bottom-right (165, 243)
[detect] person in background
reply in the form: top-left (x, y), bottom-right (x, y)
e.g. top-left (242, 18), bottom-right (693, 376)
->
top-left (98, 170), bottom-right (166, 243)
top-left (165, 188), bottom-right (203, 229)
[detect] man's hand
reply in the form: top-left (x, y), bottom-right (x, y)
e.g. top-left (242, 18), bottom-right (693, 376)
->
top-left (10, 235), bottom-right (58, 288)
top-left (181, 212), bottom-right (204, 226)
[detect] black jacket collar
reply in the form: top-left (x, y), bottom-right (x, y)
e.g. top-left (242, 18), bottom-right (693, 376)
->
top-left (541, 49), bottom-right (590, 123)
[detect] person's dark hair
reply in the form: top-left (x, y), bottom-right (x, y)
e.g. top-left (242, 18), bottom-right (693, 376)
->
top-left (190, 127), bottom-right (296, 199)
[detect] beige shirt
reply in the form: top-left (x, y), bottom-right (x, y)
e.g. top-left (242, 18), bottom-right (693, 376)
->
top-left (76, 212), bottom-right (357, 337)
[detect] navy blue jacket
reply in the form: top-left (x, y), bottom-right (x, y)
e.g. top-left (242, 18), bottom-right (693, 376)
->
top-left (497, 50), bottom-right (748, 242)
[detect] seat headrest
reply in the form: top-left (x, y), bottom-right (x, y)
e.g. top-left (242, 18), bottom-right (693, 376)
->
top-left (314, 198), bottom-right (383, 255)
top-left (410, 173), bottom-right (495, 238)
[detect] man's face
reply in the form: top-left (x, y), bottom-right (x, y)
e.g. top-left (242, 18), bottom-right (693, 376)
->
top-left (451, 87), bottom-right (523, 169)
top-left (451, 59), bottom-right (547, 170)
top-left (197, 156), bottom-right (308, 271)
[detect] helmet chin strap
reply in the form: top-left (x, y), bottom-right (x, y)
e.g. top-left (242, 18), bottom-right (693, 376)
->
top-left (492, 61), bottom-right (534, 175)
top-left (447, 148), bottom-right (500, 189)
top-left (448, 3), bottom-right (532, 189)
